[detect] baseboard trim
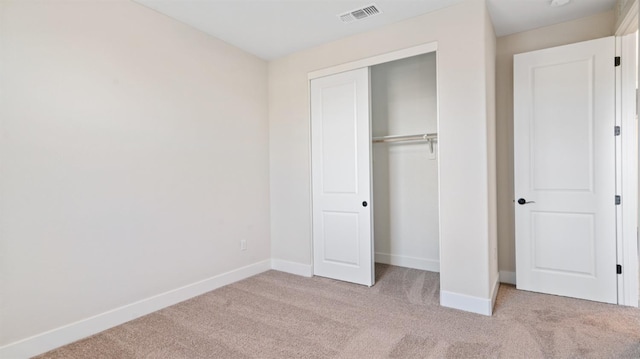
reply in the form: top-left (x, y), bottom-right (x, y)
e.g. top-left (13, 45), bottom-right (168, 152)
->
top-left (440, 290), bottom-right (493, 316)
top-left (0, 260), bottom-right (271, 359)
top-left (375, 253), bottom-right (440, 272)
top-left (499, 271), bottom-right (516, 285)
top-left (271, 259), bottom-right (313, 277)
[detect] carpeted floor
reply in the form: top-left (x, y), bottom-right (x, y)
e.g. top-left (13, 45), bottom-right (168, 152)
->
top-left (35, 264), bottom-right (640, 358)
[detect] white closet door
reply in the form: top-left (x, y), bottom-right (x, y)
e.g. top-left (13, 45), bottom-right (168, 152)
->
top-left (311, 68), bottom-right (374, 286)
top-left (514, 37), bottom-right (617, 303)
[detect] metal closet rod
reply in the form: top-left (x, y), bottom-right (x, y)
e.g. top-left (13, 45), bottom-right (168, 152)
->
top-left (372, 133), bottom-right (438, 143)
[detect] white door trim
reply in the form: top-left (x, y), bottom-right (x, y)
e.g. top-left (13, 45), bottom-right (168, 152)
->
top-left (308, 42), bottom-right (438, 80)
top-left (616, 34), bottom-right (639, 307)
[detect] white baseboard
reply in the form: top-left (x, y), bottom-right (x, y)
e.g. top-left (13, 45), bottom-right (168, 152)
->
top-left (440, 289), bottom-right (494, 316)
top-left (271, 259), bottom-right (313, 277)
top-left (499, 271), bottom-right (516, 285)
top-left (375, 253), bottom-right (440, 272)
top-left (0, 260), bottom-right (271, 359)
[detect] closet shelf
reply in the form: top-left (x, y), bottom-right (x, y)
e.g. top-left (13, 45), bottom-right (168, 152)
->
top-left (372, 133), bottom-right (437, 143)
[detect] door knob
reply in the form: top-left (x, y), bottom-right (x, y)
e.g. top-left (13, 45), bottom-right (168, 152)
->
top-left (362, 201), bottom-right (368, 207)
top-left (517, 198), bottom-right (535, 205)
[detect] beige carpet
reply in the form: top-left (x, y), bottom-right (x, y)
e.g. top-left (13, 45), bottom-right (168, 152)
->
top-left (35, 264), bottom-right (640, 358)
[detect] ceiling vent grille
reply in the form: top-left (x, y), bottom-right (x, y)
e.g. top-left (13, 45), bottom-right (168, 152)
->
top-left (338, 4), bottom-right (381, 24)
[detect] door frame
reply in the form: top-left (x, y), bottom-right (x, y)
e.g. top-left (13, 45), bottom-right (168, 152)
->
top-left (308, 42), bottom-right (438, 80)
top-left (616, 33), bottom-right (638, 307)
top-left (307, 41), bottom-right (440, 277)
top-left (614, 0), bottom-right (639, 307)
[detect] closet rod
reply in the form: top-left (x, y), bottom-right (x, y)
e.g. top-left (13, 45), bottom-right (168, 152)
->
top-left (372, 133), bottom-right (437, 143)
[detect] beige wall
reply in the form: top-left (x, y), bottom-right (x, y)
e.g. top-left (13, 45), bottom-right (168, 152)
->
top-left (269, 0), bottom-right (498, 306)
top-left (496, 10), bottom-right (615, 274)
top-left (0, 0), bottom-right (269, 347)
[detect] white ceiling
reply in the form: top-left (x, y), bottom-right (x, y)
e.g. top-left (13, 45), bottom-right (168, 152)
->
top-left (134, 0), bottom-right (617, 60)
top-left (488, 0), bottom-right (617, 37)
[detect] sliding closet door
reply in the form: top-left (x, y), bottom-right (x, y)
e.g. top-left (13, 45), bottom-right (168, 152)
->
top-left (310, 68), bottom-right (374, 286)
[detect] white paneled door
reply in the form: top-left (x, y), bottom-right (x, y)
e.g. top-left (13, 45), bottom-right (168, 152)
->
top-left (311, 68), bottom-right (374, 286)
top-left (514, 37), bottom-right (617, 303)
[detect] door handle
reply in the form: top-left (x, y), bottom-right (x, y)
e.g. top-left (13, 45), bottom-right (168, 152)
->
top-left (362, 201), bottom-right (368, 207)
top-left (517, 198), bottom-right (535, 205)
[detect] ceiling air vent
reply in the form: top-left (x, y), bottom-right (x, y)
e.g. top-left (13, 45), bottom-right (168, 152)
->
top-left (338, 4), bottom-right (381, 24)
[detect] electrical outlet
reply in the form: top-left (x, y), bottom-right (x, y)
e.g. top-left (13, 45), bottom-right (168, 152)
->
top-left (240, 240), bottom-right (247, 251)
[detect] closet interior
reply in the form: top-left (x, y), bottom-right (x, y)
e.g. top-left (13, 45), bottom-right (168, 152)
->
top-left (370, 52), bottom-right (440, 273)
top-left (309, 50), bottom-right (440, 286)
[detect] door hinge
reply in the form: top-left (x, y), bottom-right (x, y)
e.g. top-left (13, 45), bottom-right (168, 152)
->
top-left (617, 264), bottom-right (622, 274)
top-left (616, 195), bottom-right (621, 205)
top-left (615, 56), bottom-right (621, 67)
top-left (615, 126), bottom-right (621, 136)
